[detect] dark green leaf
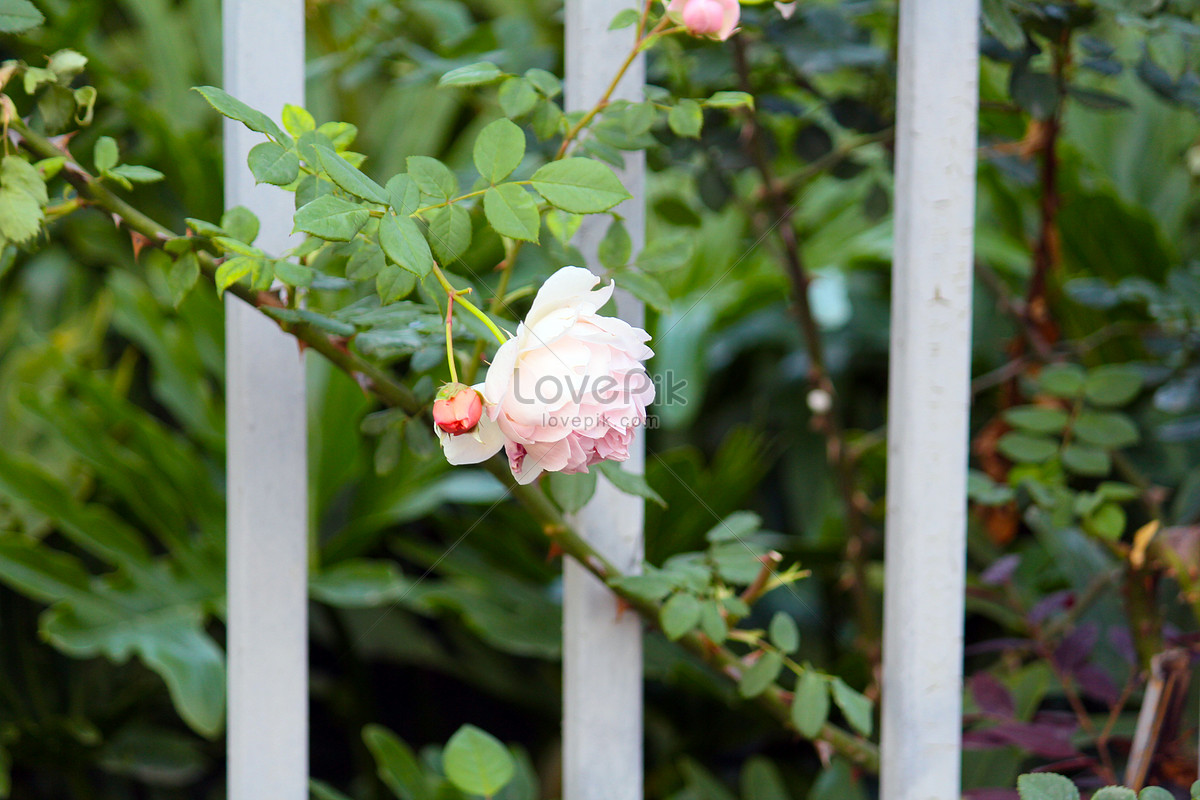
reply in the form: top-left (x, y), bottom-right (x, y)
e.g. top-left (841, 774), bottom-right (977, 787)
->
top-left (1091, 788), bottom-right (1136, 800)
top-left (699, 600), bottom-right (727, 643)
top-left (1140, 789), bottom-right (1174, 800)
top-left (1068, 86), bottom-right (1131, 111)
top-left (166, 252), bottom-right (200, 308)
top-left (1061, 444), bottom-right (1111, 477)
top-left (1003, 406), bottom-right (1069, 434)
top-left (618, 270), bottom-right (670, 313)
top-left (1073, 411), bottom-right (1140, 449)
top-left (346, 245), bottom-right (385, 281)
top-left (309, 559), bottom-right (408, 607)
top-left (192, 86), bottom-right (288, 143)
top-left (220, 205), bottom-right (260, 244)
top-left (406, 155), bottom-right (458, 199)
top-left (705, 510), bottom-right (761, 543)
top-left (997, 432), bottom-right (1058, 463)
top-left (1084, 502), bottom-right (1126, 541)
top-left (316, 147), bottom-right (388, 205)
top-left (247, 141), bottom-right (299, 186)
top-left (740, 757), bottom-right (789, 800)
top-left (474, 118), bottom-right (526, 183)
top-left (484, 184), bottom-right (540, 243)
top-left (1084, 365), bottom-right (1143, 407)
top-left (426, 205), bottom-right (472, 263)
top-left (293, 195), bottom-right (369, 242)
top-left (596, 460), bottom-right (666, 507)
top-left (739, 650), bottom-right (783, 698)
top-left (530, 158), bottom-right (630, 213)
top-left (386, 173), bottom-right (422, 216)
top-left (548, 470), bottom-right (598, 514)
top-left (598, 218), bottom-right (632, 270)
top-left (363, 725), bottom-right (432, 800)
top-left (379, 213), bottom-right (434, 278)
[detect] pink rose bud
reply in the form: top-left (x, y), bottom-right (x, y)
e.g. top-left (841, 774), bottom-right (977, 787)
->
top-left (432, 383), bottom-right (483, 435)
top-left (668, 0), bottom-right (740, 40)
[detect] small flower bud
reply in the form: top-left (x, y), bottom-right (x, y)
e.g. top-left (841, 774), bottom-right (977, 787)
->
top-left (668, 0), bottom-right (740, 40)
top-left (433, 382), bottom-right (483, 435)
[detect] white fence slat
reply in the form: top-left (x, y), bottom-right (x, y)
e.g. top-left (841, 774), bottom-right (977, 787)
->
top-left (880, 0), bottom-right (980, 798)
top-left (564, 1), bottom-right (646, 798)
top-left (223, 2), bottom-right (308, 799)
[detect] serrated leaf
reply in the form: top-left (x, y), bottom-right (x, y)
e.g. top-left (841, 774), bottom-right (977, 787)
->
top-left (769, 612), bottom-right (799, 653)
top-left (530, 158), bottom-right (630, 213)
top-left (2, 155), bottom-right (47, 204)
top-left (792, 671), bottom-right (830, 738)
top-left (385, 173), bottom-right (421, 216)
top-left (0, 187), bottom-right (41, 243)
top-left (426, 205), bottom-right (472, 263)
top-left (406, 155), bottom-right (458, 199)
top-left (660, 592), bottom-right (702, 640)
top-left (379, 213), bottom-right (434, 277)
top-left (214, 256), bottom-right (257, 295)
top-left (617, 270), bottom-right (670, 313)
top-left (273, 259), bottom-right (313, 287)
top-left (293, 195), bottom-right (369, 242)
top-left (443, 725), bottom-right (515, 798)
top-left (94, 136), bottom-right (118, 173)
top-left (830, 678), bottom-right (873, 736)
top-left (1141, 788), bottom-right (1174, 800)
top-left (248, 141), bottom-right (299, 186)
top-left (192, 85), bottom-right (288, 143)
top-left (484, 184), bottom-right (540, 243)
top-left (548, 470), bottom-right (598, 514)
top-left (0, 0), bottom-right (45, 33)
top-left (668, 99), bottom-right (703, 138)
top-left (1091, 788), bottom-right (1136, 800)
top-left (474, 118), bottom-right (526, 183)
top-left (316, 147), bottom-right (387, 205)
top-left (739, 650), bottom-right (783, 698)
top-left (346, 245), bottom-right (385, 281)
top-left (439, 61), bottom-right (505, 87)
top-left (1016, 773), bottom-right (1079, 800)
top-left (596, 460), bottom-right (665, 507)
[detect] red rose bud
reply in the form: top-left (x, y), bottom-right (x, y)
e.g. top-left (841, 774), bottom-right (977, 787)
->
top-left (433, 383), bottom-right (483, 435)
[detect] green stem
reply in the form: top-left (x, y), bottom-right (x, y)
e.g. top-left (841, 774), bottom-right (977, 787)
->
top-left (432, 263), bottom-right (508, 345)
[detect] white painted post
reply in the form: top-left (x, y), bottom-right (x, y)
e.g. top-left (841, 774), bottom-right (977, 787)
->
top-left (564, 2), bottom-right (645, 798)
top-left (880, 0), bottom-right (979, 798)
top-left (223, 2), bottom-right (308, 799)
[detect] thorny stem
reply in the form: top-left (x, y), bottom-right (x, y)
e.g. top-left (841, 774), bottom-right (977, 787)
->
top-left (731, 36), bottom-right (881, 671)
top-left (13, 114), bottom-right (881, 774)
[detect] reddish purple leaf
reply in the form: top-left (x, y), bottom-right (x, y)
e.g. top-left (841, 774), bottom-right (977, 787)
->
top-left (1029, 590), bottom-right (1073, 624)
top-left (984, 720), bottom-right (1080, 759)
top-left (1053, 623), bottom-right (1098, 673)
top-left (965, 638), bottom-right (1034, 656)
top-left (980, 554), bottom-right (1021, 586)
top-left (969, 673), bottom-right (1015, 718)
top-left (1108, 626), bottom-right (1136, 664)
top-left (1074, 664), bottom-right (1119, 705)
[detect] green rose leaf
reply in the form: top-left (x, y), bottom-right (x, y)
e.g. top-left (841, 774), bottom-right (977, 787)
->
top-left (617, 270), bottom-right (670, 313)
top-left (768, 612), bottom-right (800, 654)
top-left (548, 470), bottom-right (598, 514)
top-left (281, 104), bottom-right (315, 137)
top-left (386, 174), bottom-right (422, 217)
top-left (668, 99), bottom-right (704, 138)
top-left (1003, 405), bottom-right (1069, 434)
top-left (739, 650), bottom-right (784, 698)
top-left (166, 252), bottom-right (201, 308)
top-left (699, 600), bottom-right (728, 643)
top-left (0, 0), bottom-right (45, 33)
top-left (316, 147), bottom-right (387, 205)
top-left (499, 77), bottom-right (539, 119)
top-left (193, 86), bottom-right (289, 144)
top-left (830, 678), bottom-right (873, 736)
top-left (293, 195), bottom-right (369, 242)
top-left (705, 510), bottom-right (762, 543)
top-left (376, 263), bottom-right (417, 305)
top-left (426, 205), bottom-right (472, 263)
top-left (997, 432), bottom-right (1058, 464)
top-left (379, 213), bottom-right (434, 278)
top-left (439, 61), bottom-right (505, 88)
top-left (0, 187), bottom-right (42, 243)
top-left (248, 141), bottom-right (300, 186)
top-left (221, 206), bottom-right (260, 244)
top-left (346, 246), bottom-right (385, 281)
top-left (406, 155), bottom-right (458, 200)
top-left (1073, 411), bottom-right (1140, 450)
top-left (1061, 443), bottom-right (1111, 477)
top-left (484, 183), bottom-right (540, 243)
top-left (596, 460), bottom-right (666, 507)
top-left (109, 165), bottom-right (166, 184)
top-left (2, 155), bottom-right (47, 205)
top-left (598, 217), bottom-right (632, 270)
top-left (1092, 788), bottom-right (1136, 800)
top-left (1016, 773), bottom-right (1079, 800)
top-left (94, 136), bottom-right (119, 173)
top-left (1038, 363), bottom-right (1086, 399)
top-left (792, 671), bottom-right (830, 738)
top-left (362, 725), bottom-right (431, 800)
top-left (660, 592), bottom-right (702, 640)
top-left (1084, 365), bottom-right (1143, 407)
top-left (705, 90), bottom-right (754, 110)
top-left (474, 118), bottom-right (526, 183)
top-left (442, 725), bottom-right (515, 798)
top-left (530, 158), bottom-right (630, 213)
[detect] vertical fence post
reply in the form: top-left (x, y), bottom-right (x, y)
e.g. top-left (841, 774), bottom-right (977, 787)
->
top-left (563, 2), bottom-right (646, 798)
top-left (880, 0), bottom-right (980, 798)
top-left (223, 2), bottom-right (308, 798)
